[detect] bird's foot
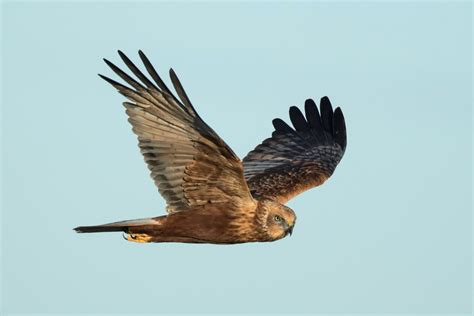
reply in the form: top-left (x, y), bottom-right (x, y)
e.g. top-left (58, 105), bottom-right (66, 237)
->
top-left (123, 233), bottom-right (152, 243)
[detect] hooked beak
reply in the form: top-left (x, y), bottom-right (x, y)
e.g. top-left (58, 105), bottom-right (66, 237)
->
top-left (287, 225), bottom-right (294, 236)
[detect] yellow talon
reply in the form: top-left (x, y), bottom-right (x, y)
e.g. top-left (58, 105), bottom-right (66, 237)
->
top-left (123, 233), bottom-right (152, 243)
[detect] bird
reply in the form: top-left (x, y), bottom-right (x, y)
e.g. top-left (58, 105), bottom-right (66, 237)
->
top-left (73, 50), bottom-right (347, 244)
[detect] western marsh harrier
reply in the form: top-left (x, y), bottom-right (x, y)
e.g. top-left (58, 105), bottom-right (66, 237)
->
top-left (74, 51), bottom-right (347, 244)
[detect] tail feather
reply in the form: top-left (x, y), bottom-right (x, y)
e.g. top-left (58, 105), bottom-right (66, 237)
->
top-left (73, 225), bottom-right (125, 233)
top-left (74, 217), bottom-right (158, 234)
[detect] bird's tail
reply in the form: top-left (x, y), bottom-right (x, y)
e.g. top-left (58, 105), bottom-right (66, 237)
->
top-left (74, 217), bottom-right (159, 234)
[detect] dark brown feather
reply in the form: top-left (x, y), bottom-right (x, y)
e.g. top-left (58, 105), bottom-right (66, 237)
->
top-left (243, 97), bottom-right (346, 203)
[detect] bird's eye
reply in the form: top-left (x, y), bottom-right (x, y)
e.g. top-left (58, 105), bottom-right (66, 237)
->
top-left (274, 215), bottom-right (282, 222)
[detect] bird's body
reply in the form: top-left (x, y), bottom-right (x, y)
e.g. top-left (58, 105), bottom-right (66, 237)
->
top-left (74, 51), bottom-right (346, 245)
top-left (78, 199), bottom-right (295, 244)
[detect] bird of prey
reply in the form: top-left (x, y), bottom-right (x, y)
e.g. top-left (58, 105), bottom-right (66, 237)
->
top-left (74, 51), bottom-right (347, 244)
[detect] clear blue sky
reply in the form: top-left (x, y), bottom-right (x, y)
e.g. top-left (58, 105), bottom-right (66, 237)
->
top-left (2, 1), bottom-right (471, 314)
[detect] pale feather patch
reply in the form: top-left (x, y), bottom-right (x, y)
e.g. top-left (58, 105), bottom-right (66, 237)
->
top-left (123, 233), bottom-right (152, 243)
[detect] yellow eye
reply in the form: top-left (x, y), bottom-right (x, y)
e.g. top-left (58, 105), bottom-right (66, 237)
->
top-left (274, 215), bottom-right (282, 222)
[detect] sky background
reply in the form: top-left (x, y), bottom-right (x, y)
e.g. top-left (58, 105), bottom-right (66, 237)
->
top-left (1, 1), bottom-right (472, 315)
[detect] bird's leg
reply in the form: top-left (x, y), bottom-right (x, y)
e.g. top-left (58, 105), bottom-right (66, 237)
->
top-left (123, 232), bottom-right (152, 243)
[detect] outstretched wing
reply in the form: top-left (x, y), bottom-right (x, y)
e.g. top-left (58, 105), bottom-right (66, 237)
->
top-left (100, 51), bottom-right (256, 213)
top-left (243, 97), bottom-right (346, 204)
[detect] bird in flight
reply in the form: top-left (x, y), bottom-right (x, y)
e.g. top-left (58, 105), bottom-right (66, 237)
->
top-left (74, 51), bottom-right (347, 244)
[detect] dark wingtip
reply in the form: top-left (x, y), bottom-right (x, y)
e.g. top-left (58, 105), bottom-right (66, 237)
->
top-left (98, 73), bottom-right (112, 83)
top-left (333, 107), bottom-right (347, 152)
top-left (138, 50), bottom-right (147, 64)
top-left (137, 50), bottom-right (181, 101)
top-left (304, 98), bottom-right (322, 130)
top-left (305, 98), bottom-right (315, 106)
top-left (98, 73), bottom-right (120, 86)
top-left (289, 106), bottom-right (310, 132)
top-left (103, 58), bottom-right (121, 74)
top-left (272, 118), bottom-right (294, 133)
top-left (169, 67), bottom-right (176, 77)
top-left (320, 96), bottom-right (334, 133)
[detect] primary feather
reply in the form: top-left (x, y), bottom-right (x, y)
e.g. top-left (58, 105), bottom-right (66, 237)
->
top-left (100, 50), bottom-right (255, 214)
top-left (243, 97), bottom-right (346, 203)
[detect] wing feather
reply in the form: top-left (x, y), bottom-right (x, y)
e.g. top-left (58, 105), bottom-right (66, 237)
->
top-left (243, 97), bottom-right (346, 203)
top-left (101, 51), bottom-right (256, 213)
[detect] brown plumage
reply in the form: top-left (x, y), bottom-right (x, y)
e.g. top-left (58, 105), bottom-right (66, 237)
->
top-left (74, 51), bottom-right (347, 244)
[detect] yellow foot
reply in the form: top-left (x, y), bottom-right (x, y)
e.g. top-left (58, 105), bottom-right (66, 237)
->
top-left (123, 233), bottom-right (152, 243)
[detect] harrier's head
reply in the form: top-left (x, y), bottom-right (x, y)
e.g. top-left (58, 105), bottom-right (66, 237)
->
top-left (259, 200), bottom-right (296, 241)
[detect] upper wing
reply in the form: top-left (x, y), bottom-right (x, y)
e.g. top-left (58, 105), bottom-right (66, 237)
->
top-left (243, 97), bottom-right (346, 204)
top-left (100, 50), bottom-right (256, 213)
